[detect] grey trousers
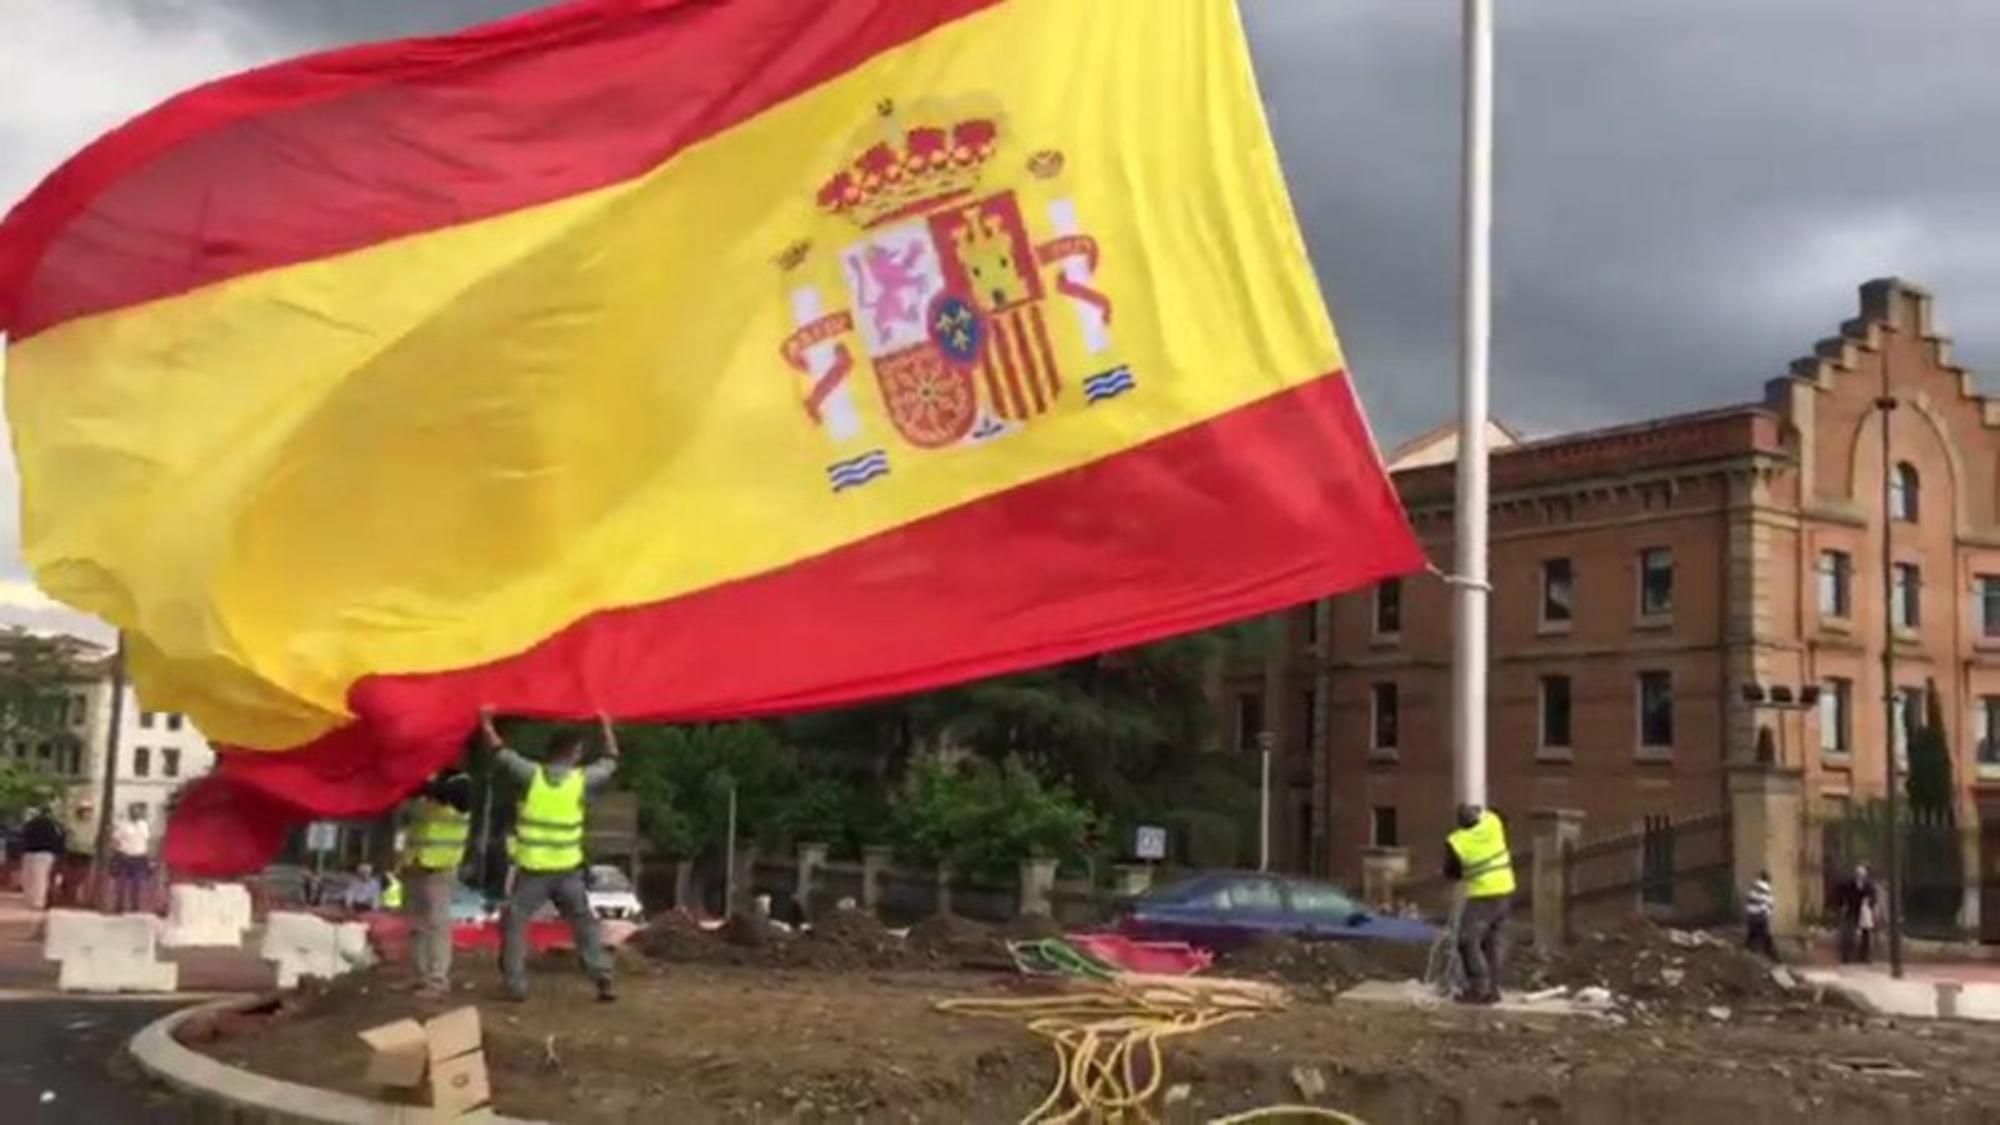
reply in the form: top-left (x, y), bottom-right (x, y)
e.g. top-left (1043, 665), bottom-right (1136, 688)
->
top-left (404, 868), bottom-right (456, 990)
top-left (501, 867), bottom-right (610, 994)
top-left (1458, 894), bottom-right (1512, 998)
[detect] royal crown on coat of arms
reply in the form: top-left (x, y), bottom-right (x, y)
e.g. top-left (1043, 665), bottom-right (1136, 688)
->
top-left (778, 97), bottom-right (1131, 494)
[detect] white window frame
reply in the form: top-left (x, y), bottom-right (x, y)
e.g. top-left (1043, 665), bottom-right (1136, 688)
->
top-left (1817, 550), bottom-right (1852, 620)
top-left (1372, 579), bottom-right (1402, 641)
top-left (1637, 547), bottom-right (1674, 619)
top-left (1819, 677), bottom-right (1852, 759)
top-left (1892, 563), bottom-right (1921, 632)
top-left (1538, 674), bottom-right (1574, 755)
top-left (1369, 682), bottom-right (1399, 753)
top-left (1636, 671), bottom-right (1674, 754)
top-left (1540, 558), bottom-right (1575, 632)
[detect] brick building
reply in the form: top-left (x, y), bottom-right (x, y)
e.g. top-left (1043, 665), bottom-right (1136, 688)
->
top-left (1234, 279), bottom-right (2000, 899)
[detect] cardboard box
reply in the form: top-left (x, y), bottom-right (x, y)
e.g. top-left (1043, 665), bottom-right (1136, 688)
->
top-left (428, 1050), bottom-right (492, 1118)
top-left (424, 1006), bottom-right (483, 1064)
top-left (357, 1019), bottom-right (429, 1089)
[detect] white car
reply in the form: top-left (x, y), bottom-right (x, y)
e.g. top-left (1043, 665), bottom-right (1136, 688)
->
top-left (584, 864), bottom-right (643, 922)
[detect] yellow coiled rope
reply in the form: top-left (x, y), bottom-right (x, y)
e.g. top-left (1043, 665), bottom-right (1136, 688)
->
top-left (937, 982), bottom-right (1367, 1125)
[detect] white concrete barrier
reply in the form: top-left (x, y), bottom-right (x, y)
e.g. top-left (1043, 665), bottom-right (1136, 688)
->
top-left (43, 909), bottom-right (101, 962)
top-left (162, 883), bottom-right (255, 948)
top-left (48, 912), bottom-right (179, 993)
top-left (261, 912), bottom-right (375, 989)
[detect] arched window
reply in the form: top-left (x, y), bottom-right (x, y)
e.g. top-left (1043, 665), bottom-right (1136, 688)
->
top-left (1890, 461), bottom-right (1919, 522)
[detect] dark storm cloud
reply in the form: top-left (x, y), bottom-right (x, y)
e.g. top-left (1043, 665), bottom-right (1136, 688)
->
top-left (49, 1), bottom-right (2000, 444)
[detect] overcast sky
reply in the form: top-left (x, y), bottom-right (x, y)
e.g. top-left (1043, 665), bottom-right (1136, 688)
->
top-left (3, 0), bottom-right (1998, 633)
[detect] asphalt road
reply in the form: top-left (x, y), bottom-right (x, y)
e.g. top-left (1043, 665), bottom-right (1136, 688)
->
top-left (0, 998), bottom-right (192, 1122)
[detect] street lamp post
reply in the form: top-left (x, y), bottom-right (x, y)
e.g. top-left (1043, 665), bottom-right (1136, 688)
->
top-left (1255, 731), bottom-right (1275, 873)
top-left (1876, 350), bottom-right (1905, 979)
top-left (87, 632), bottom-right (128, 911)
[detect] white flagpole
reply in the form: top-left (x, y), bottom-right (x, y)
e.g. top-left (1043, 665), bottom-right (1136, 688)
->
top-left (1452, 0), bottom-right (1495, 809)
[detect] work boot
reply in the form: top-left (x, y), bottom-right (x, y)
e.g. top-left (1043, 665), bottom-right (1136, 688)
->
top-left (594, 977), bottom-right (616, 1004)
top-left (498, 985), bottom-right (527, 1004)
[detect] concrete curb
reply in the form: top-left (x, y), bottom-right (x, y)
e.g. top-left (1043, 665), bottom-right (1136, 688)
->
top-left (129, 997), bottom-right (546, 1124)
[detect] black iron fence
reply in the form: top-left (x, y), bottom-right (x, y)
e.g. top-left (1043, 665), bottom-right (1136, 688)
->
top-left (1565, 810), bottom-right (1733, 932)
top-left (1816, 803), bottom-right (1972, 939)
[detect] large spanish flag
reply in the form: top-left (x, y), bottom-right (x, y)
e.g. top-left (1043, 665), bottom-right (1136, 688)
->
top-left (1, 0), bottom-right (1420, 873)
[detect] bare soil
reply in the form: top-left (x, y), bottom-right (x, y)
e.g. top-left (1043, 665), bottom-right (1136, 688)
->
top-left (185, 952), bottom-right (2000, 1124)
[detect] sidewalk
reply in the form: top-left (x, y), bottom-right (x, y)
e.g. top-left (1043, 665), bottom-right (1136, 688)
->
top-left (1800, 963), bottom-right (2000, 1022)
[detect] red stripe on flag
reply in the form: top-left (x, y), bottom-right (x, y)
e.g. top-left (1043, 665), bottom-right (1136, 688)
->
top-left (163, 371), bottom-right (1422, 875)
top-left (0, 0), bottom-right (1005, 339)
top-left (992, 313), bottom-right (1030, 418)
top-left (1011, 312), bottom-right (1049, 414)
top-left (1029, 303), bottom-right (1062, 397)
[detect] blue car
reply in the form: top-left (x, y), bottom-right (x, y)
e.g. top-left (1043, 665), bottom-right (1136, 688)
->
top-left (1114, 872), bottom-right (1438, 952)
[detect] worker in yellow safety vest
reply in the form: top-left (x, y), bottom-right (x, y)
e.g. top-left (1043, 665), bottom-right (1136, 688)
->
top-left (399, 768), bottom-right (473, 999)
top-left (1443, 803), bottom-right (1516, 1005)
top-left (480, 707), bottom-right (620, 1004)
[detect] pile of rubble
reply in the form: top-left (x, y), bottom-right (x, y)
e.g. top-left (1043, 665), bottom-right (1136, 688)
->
top-left (1515, 922), bottom-right (1860, 1025)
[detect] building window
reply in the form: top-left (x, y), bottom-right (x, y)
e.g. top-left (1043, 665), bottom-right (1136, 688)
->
top-left (138, 710), bottom-right (156, 729)
top-left (34, 742), bottom-right (51, 762)
top-left (163, 748), bottom-right (181, 779)
top-left (1370, 806), bottom-right (1399, 848)
top-left (67, 694), bottom-right (85, 727)
top-left (1539, 675), bottom-right (1573, 750)
top-left (1979, 576), bottom-right (2000, 639)
top-left (1540, 559), bottom-right (1574, 626)
top-left (1818, 551), bottom-right (1852, 619)
top-left (1819, 678), bottom-right (1852, 757)
top-left (166, 713), bottom-right (185, 732)
top-left (1638, 548), bottom-right (1674, 617)
top-left (1890, 462), bottom-right (1919, 522)
top-left (1893, 563), bottom-right (1920, 630)
top-left (64, 744), bottom-right (82, 775)
top-left (1638, 672), bottom-right (1674, 749)
top-left (1373, 579), bottom-right (1402, 638)
top-left (1235, 694), bottom-right (1265, 753)
top-left (132, 746), bottom-right (151, 778)
top-left (1370, 683), bottom-right (1399, 751)
top-left (1977, 697), bottom-right (2000, 769)
top-left (1299, 688), bottom-right (1319, 750)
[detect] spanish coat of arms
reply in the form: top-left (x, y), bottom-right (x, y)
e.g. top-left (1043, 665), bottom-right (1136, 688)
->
top-left (778, 97), bottom-right (1132, 493)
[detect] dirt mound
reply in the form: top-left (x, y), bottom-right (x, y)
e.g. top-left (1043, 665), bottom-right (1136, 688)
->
top-left (907, 913), bottom-right (1012, 968)
top-left (633, 909), bottom-right (725, 963)
top-left (998, 914), bottom-right (1064, 941)
top-left (1218, 935), bottom-right (1389, 992)
top-left (787, 907), bottom-right (917, 971)
top-left (1518, 921), bottom-right (1811, 1022)
top-left (722, 912), bottom-right (788, 948)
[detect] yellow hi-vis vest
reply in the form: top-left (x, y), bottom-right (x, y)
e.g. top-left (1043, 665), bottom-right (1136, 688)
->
top-left (513, 767), bottom-right (587, 873)
top-left (405, 798), bottom-right (470, 872)
top-left (382, 872), bottom-right (404, 909)
top-left (1448, 810), bottom-right (1517, 899)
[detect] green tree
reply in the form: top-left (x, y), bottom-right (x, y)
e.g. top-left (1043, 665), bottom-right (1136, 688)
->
top-left (1906, 678), bottom-right (1954, 820)
top-left (889, 755), bottom-right (1093, 881)
top-left (0, 758), bottom-right (65, 821)
top-left (0, 629), bottom-right (85, 821)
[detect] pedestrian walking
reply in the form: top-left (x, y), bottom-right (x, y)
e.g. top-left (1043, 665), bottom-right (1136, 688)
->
top-left (19, 807), bottom-right (66, 910)
top-left (1743, 869), bottom-right (1778, 960)
top-left (482, 708), bottom-right (619, 1004)
top-left (1833, 863), bottom-right (1879, 964)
